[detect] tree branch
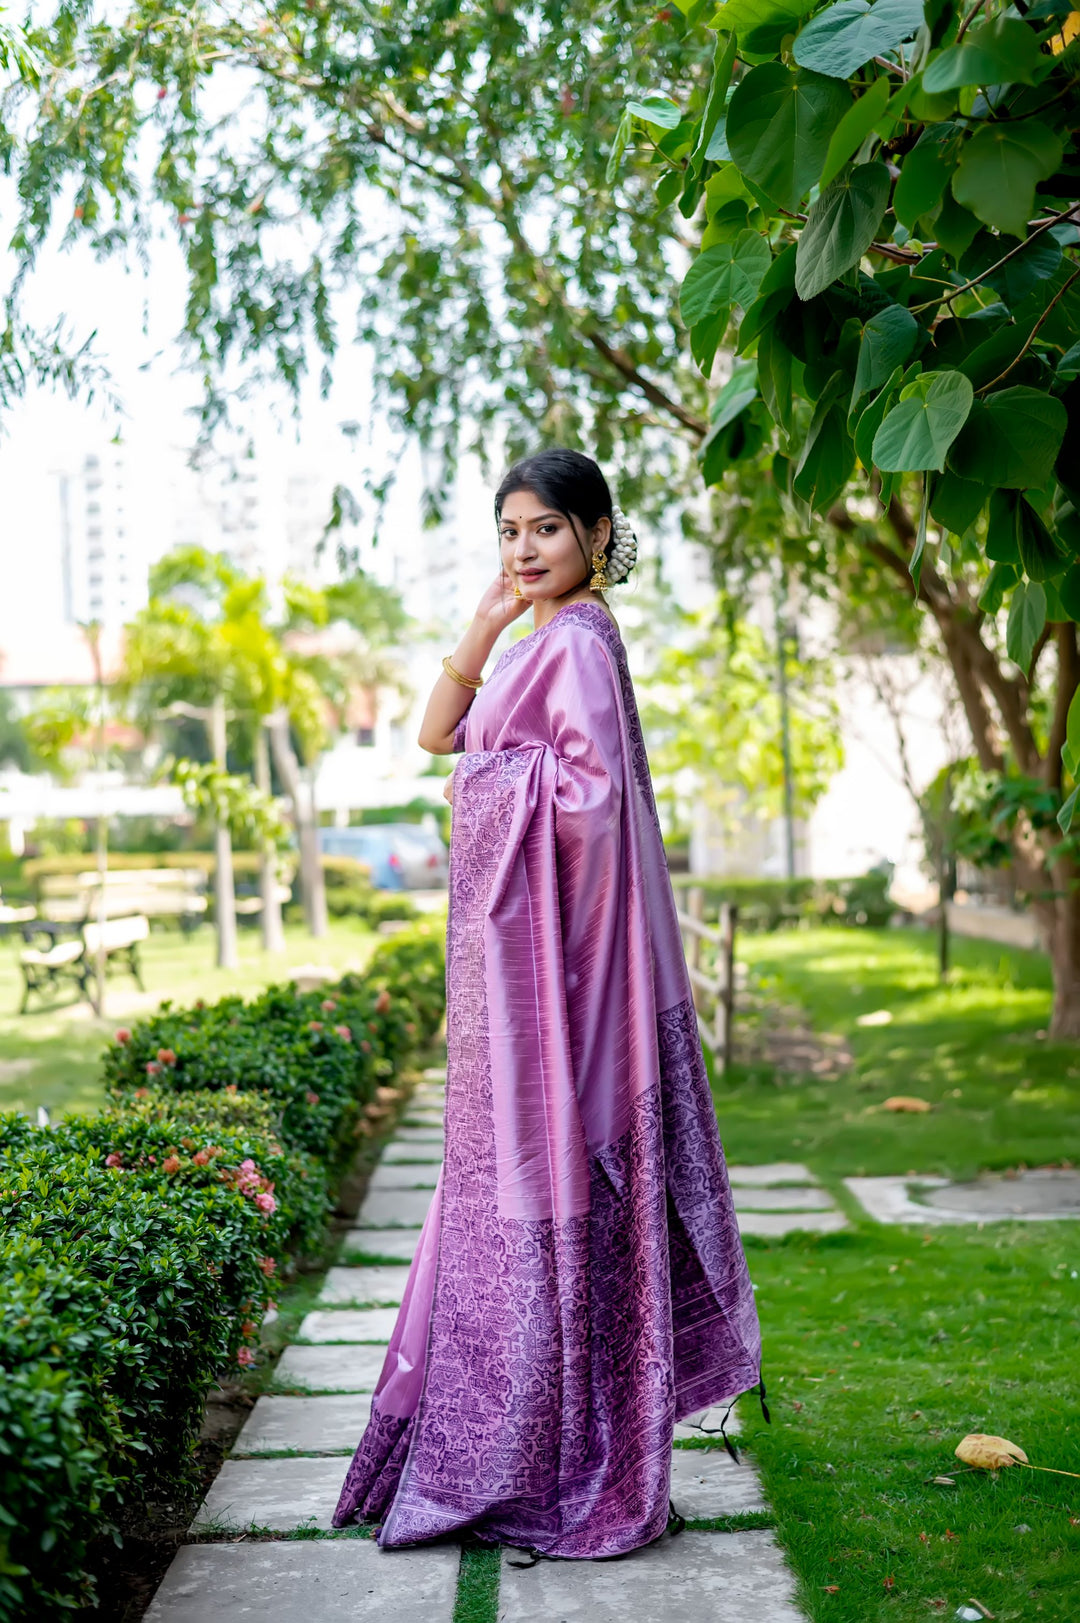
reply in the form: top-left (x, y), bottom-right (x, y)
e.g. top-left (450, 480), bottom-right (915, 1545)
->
top-left (584, 329), bottom-right (708, 438)
top-left (1047, 621), bottom-right (1080, 792)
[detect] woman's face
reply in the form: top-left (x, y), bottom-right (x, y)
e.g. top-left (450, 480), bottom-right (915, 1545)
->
top-left (498, 487), bottom-right (610, 604)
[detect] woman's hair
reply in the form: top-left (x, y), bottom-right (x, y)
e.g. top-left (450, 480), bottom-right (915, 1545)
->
top-left (494, 448), bottom-right (615, 582)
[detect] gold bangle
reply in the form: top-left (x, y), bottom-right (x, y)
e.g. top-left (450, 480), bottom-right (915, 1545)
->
top-left (442, 654), bottom-right (483, 690)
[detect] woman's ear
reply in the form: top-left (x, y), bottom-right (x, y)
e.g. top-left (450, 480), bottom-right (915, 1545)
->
top-left (591, 515), bottom-right (612, 552)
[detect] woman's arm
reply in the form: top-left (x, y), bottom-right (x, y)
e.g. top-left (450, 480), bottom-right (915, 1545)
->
top-left (417, 571), bottom-right (529, 755)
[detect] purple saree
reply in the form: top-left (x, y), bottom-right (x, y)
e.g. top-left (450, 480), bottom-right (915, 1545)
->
top-left (333, 600), bottom-right (761, 1558)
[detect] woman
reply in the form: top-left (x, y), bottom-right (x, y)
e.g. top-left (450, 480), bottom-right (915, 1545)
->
top-left (333, 448), bottom-right (761, 1559)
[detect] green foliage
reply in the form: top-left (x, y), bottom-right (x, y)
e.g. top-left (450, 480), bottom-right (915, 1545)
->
top-left (639, 595), bottom-right (844, 829)
top-left (611, 0), bottom-right (1080, 617)
top-left (676, 868), bottom-right (896, 929)
top-left (0, 932), bottom-right (443, 1618)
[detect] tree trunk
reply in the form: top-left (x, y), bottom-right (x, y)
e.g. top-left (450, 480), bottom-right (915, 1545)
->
top-left (210, 692), bottom-right (239, 971)
top-left (1046, 886), bottom-right (1080, 1039)
top-left (268, 710), bottom-right (328, 939)
top-left (255, 725), bottom-right (285, 955)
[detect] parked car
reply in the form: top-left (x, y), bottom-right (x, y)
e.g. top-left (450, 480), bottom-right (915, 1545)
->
top-left (318, 823), bottom-right (449, 890)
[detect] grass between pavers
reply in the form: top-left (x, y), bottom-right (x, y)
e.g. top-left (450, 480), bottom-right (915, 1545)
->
top-left (740, 1223), bottom-right (1080, 1622)
top-left (713, 926), bottom-right (1080, 1179)
top-left (0, 918), bottom-right (382, 1120)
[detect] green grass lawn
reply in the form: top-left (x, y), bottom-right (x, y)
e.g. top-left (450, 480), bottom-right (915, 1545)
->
top-left (718, 926), bottom-right (1080, 1620)
top-left (715, 927), bottom-right (1080, 1180)
top-left (0, 919), bottom-right (389, 1121)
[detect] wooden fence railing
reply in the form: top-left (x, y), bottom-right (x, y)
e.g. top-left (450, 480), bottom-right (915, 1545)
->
top-left (673, 885), bottom-right (738, 1073)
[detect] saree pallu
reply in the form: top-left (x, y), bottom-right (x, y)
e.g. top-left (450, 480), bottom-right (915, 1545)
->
top-left (333, 601), bottom-right (761, 1558)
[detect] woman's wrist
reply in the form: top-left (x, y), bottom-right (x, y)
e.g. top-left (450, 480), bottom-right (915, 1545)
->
top-left (452, 619), bottom-right (498, 680)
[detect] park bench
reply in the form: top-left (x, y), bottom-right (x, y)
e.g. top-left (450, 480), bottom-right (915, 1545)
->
top-left (18, 914), bottom-right (149, 1012)
top-left (38, 868), bottom-right (208, 930)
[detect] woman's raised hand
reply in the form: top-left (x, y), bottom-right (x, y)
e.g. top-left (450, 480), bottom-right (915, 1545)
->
top-left (473, 570), bottom-right (531, 635)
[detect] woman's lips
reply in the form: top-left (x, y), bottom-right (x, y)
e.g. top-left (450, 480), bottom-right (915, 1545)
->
top-left (519, 570), bottom-right (546, 580)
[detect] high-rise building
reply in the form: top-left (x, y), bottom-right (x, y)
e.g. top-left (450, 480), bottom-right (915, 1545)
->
top-left (57, 450), bottom-right (142, 628)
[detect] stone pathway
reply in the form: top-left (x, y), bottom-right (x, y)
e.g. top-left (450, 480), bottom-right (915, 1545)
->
top-left (847, 1167), bottom-right (1080, 1225)
top-left (146, 1071), bottom-right (809, 1620)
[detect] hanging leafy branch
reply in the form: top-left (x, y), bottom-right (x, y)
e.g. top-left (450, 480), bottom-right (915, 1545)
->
top-left (167, 757), bottom-right (291, 850)
top-left (611, 0), bottom-right (1080, 823)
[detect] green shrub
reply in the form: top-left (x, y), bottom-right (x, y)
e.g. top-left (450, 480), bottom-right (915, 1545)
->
top-left (0, 935), bottom-right (445, 1620)
top-left (672, 869), bottom-right (896, 933)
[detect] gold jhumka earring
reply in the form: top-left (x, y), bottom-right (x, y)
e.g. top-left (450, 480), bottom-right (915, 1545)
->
top-left (589, 551), bottom-right (609, 592)
top-left (513, 582), bottom-right (524, 598)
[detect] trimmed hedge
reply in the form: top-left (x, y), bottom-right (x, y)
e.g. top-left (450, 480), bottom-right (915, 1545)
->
top-left (0, 925), bottom-right (445, 1619)
top-left (670, 869), bottom-right (896, 932)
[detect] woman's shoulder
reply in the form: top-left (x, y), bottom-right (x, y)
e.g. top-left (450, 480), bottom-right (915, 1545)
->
top-left (544, 600), bottom-right (623, 653)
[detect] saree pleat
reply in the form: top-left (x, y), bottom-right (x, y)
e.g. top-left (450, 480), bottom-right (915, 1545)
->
top-left (333, 602), bottom-right (760, 1558)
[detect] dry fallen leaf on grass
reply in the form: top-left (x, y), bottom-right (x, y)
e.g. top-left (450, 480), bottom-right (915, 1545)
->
top-left (882, 1095), bottom-right (933, 1113)
top-left (956, 1434), bottom-right (1028, 1469)
top-left (955, 1433), bottom-right (1080, 1479)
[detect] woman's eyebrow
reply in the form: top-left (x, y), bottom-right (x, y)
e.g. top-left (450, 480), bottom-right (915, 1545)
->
top-left (502, 511), bottom-right (561, 524)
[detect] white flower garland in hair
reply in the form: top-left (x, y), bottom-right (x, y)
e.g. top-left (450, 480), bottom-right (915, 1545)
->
top-left (605, 504), bottom-right (638, 584)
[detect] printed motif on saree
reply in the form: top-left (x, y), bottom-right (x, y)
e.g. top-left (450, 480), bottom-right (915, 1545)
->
top-left (333, 601), bottom-right (760, 1557)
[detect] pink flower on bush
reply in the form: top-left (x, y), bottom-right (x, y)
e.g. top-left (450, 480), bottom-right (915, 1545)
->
top-left (374, 989), bottom-right (391, 1014)
top-left (162, 1155), bottom-right (182, 1175)
top-left (305, 1090), bottom-right (320, 1106)
top-left (146, 1061), bottom-right (161, 1077)
top-left (156, 1047), bottom-right (177, 1066)
top-left (225, 1083), bottom-right (238, 1095)
top-left (192, 1149), bottom-right (211, 1166)
top-left (133, 1087), bottom-right (150, 1100)
top-left (307, 1019), bottom-right (323, 1033)
top-left (258, 1256), bottom-right (277, 1277)
top-left (241, 1319), bottom-right (257, 1337)
top-left (115, 1027), bottom-right (132, 1045)
top-left (321, 998), bottom-right (337, 1013)
top-left (333, 1024), bottom-right (351, 1041)
top-left (254, 1190), bottom-right (277, 1215)
top-left (360, 1039), bottom-right (372, 1054)
top-left (405, 1022), bottom-right (417, 1038)
top-left (105, 1152), bottom-right (123, 1168)
top-left (236, 1347), bottom-right (256, 1368)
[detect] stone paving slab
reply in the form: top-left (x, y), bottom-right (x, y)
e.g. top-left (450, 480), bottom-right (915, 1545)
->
top-left (497, 1530), bottom-right (801, 1622)
top-left (383, 1140), bottom-right (444, 1164)
top-left (846, 1171), bottom-right (1080, 1226)
top-left (146, 1540), bottom-right (459, 1623)
top-left (669, 1448), bottom-right (766, 1516)
top-left (732, 1186), bottom-right (836, 1211)
top-left (319, 1265), bottom-right (411, 1306)
top-left (190, 1456), bottom-right (348, 1531)
top-left (420, 1066), bottom-right (447, 1080)
top-left (736, 1209), bottom-right (848, 1237)
top-left (727, 1162), bottom-right (815, 1185)
top-left (394, 1127), bottom-right (446, 1145)
top-left (368, 1163), bottom-right (441, 1191)
top-left (339, 1228), bottom-right (422, 1263)
top-left (298, 1308), bottom-right (399, 1344)
top-left (272, 1344), bottom-right (388, 1393)
top-left (357, 1189), bottom-right (437, 1228)
top-left (674, 1405), bottom-right (742, 1442)
top-left (233, 1394), bottom-right (372, 1455)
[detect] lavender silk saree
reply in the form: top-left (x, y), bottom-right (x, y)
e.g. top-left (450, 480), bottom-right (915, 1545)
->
top-left (333, 601), bottom-right (761, 1558)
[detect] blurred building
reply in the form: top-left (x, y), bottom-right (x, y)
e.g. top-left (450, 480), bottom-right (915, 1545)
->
top-left (56, 449), bottom-right (141, 629)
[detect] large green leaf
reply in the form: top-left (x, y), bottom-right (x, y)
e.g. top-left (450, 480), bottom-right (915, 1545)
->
top-left (793, 0), bottom-right (924, 78)
top-left (959, 230), bottom-right (1063, 310)
top-left (680, 230), bottom-right (772, 326)
top-left (854, 363), bottom-right (903, 467)
top-left (1059, 784), bottom-right (1080, 836)
top-left (893, 123), bottom-right (961, 230)
top-left (929, 466), bottom-right (987, 535)
top-left (819, 74), bottom-right (892, 191)
top-left (794, 162), bottom-right (890, 300)
top-left (726, 64), bottom-right (851, 211)
top-left (1065, 688), bottom-right (1080, 781)
top-left (986, 489), bottom-right (1021, 564)
top-left (793, 372), bottom-right (856, 511)
top-left (978, 561), bottom-right (1019, 614)
top-left (693, 31), bottom-right (738, 171)
top-left (948, 387), bottom-right (1067, 488)
top-left (1005, 579), bottom-right (1046, 675)
top-left (852, 304), bottom-right (918, 403)
top-left (758, 324), bottom-right (795, 433)
top-left (952, 121), bottom-right (1064, 240)
top-left (711, 0), bottom-right (815, 54)
top-left (1059, 560), bottom-right (1080, 622)
top-left (1016, 497), bottom-right (1069, 583)
top-left (872, 370), bottom-right (973, 472)
top-left (627, 96), bottom-right (683, 129)
top-left (922, 17), bottom-right (1042, 94)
